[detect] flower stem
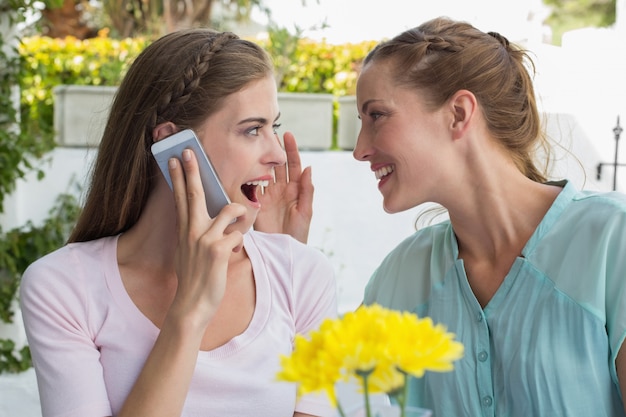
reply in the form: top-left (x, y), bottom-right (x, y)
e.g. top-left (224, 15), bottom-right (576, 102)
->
top-left (362, 374), bottom-right (372, 417)
top-left (356, 369), bottom-right (374, 417)
top-left (399, 372), bottom-right (409, 417)
top-left (336, 400), bottom-right (347, 417)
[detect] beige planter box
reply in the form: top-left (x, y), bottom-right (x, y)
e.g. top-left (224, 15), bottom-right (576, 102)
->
top-left (53, 85), bottom-right (117, 147)
top-left (277, 92), bottom-right (334, 150)
top-left (337, 95), bottom-right (360, 150)
top-left (53, 86), bottom-right (334, 150)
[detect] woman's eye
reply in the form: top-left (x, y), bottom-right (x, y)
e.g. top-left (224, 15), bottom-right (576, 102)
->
top-left (272, 123), bottom-right (282, 134)
top-left (247, 126), bottom-right (261, 136)
top-left (370, 112), bottom-right (383, 121)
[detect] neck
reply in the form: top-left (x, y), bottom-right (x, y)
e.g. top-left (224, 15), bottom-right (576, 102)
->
top-left (444, 136), bottom-right (560, 261)
top-left (117, 183), bottom-right (178, 270)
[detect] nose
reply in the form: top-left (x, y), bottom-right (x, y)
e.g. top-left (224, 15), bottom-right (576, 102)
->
top-left (352, 127), bottom-right (371, 161)
top-left (262, 132), bottom-right (287, 166)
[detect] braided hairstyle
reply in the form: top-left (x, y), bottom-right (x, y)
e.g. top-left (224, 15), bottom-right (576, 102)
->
top-left (363, 17), bottom-right (550, 183)
top-left (69, 29), bottom-right (274, 243)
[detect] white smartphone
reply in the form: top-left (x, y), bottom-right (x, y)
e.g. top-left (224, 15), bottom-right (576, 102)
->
top-left (151, 129), bottom-right (231, 218)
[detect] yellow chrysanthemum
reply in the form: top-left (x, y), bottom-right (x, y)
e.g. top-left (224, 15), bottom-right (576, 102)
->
top-left (276, 303), bottom-right (464, 411)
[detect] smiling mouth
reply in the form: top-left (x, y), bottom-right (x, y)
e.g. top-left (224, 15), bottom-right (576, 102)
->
top-left (375, 165), bottom-right (394, 180)
top-left (241, 180), bottom-right (269, 202)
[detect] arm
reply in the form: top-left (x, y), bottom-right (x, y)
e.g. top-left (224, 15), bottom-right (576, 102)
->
top-left (118, 151), bottom-right (246, 417)
top-left (617, 344), bottom-right (626, 414)
top-left (255, 132), bottom-right (314, 243)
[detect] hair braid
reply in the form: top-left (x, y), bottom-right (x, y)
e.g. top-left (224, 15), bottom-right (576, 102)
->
top-left (69, 29), bottom-right (273, 242)
top-left (153, 32), bottom-right (240, 131)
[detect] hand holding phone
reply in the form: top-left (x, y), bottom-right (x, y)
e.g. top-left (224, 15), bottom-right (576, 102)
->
top-left (151, 129), bottom-right (230, 218)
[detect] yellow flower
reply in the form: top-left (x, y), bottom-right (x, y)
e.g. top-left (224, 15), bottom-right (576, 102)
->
top-left (277, 324), bottom-right (346, 406)
top-left (276, 304), bottom-right (464, 417)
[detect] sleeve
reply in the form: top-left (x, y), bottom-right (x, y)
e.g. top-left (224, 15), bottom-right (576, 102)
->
top-left (289, 239), bottom-right (338, 417)
top-left (19, 249), bottom-right (112, 417)
top-left (290, 240), bottom-right (338, 335)
top-left (604, 205), bottom-right (626, 385)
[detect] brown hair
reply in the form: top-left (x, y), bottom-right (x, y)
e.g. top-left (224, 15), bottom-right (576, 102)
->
top-left (364, 17), bottom-right (550, 183)
top-left (69, 29), bottom-right (274, 243)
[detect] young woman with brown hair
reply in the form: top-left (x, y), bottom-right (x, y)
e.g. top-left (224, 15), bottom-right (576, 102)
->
top-left (20, 28), bottom-right (336, 417)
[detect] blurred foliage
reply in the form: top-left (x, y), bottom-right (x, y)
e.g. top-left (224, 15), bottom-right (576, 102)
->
top-left (18, 31), bottom-right (376, 140)
top-left (19, 30), bottom-right (148, 138)
top-left (259, 36), bottom-right (377, 96)
top-left (0, 192), bottom-right (81, 373)
top-left (544, 0), bottom-right (616, 44)
top-left (0, 2), bottom-right (58, 215)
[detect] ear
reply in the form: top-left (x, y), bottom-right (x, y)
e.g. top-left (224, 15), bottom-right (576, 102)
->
top-left (448, 90), bottom-right (477, 140)
top-left (152, 122), bottom-right (178, 143)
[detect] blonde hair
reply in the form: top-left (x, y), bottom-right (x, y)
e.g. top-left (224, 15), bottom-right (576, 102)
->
top-left (364, 17), bottom-right (551, 183)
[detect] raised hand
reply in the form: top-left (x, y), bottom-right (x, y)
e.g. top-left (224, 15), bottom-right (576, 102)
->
top-left (169, 148), bottom-right (245, 322)
top-left (254, 132), bottom-right (314, 243)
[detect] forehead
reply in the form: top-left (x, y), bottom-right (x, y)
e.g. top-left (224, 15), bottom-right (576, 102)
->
top-left (218, 75), bottom-right (279, 117)
top-left (356, 61), bottom-right (399, 107)
top-left (357, 61), bottom-right (398, 94)
top-left (226, 75), bottom-right (276, 103)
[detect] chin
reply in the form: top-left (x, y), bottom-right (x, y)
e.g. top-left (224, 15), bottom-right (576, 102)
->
top-left (382, 199), bottom-right (412, 214)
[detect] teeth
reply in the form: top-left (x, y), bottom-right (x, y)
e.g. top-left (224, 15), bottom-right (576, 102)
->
top-left (375, 165), bottom-right (394, 180)
top-left (245, 180), bottom-right (270, 195)
top-left (245, 180), bottom-right (270, 187)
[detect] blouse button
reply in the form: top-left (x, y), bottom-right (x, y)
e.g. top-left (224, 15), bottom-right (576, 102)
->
top-left (482, 396), bottom-right (493, 407)
top-left (478, 351), bottom-right (488, 362)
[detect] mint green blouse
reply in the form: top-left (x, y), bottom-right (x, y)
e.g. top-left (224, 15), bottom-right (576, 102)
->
top-left (363, 181), bottom-right (626, 417)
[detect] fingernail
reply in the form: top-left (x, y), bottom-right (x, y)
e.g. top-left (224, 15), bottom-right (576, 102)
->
top-left (182, 149), bottom-right (192, 161)
top-left (168, 158), bottom-right (177, 169)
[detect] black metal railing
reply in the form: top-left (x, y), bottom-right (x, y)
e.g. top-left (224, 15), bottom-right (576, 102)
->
top-left (596, 116), bottom-right (625, 191)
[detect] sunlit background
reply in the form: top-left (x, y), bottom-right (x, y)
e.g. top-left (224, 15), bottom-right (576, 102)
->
top-left (1, 2), bottom-right (626, 415)
top-left (246, 0), bottom-right (626, 312)
top-left (254, 0), bottom-right (551, 44)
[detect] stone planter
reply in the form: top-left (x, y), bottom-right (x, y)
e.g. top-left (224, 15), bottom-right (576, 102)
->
top-left (277, 92), bottom-right (334, 150)
top-left (337, 95), bottom-right (360, 150)
top-left (53, 85), bottom-right (117, 147)
top-left (53, 85), bottom-right (335, 150)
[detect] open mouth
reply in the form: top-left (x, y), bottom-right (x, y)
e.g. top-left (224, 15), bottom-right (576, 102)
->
top-left (375, 165), bottom-right (394, 180)
top-left (241, 180), bottom-right (269, 203)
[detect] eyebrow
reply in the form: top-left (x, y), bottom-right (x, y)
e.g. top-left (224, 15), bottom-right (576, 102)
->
top-left (360, 99), bottom-right (383, 115)
top-left (237, 112), bottom-right (282, 126)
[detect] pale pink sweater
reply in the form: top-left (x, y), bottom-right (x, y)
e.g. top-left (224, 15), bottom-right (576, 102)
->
top-left (20, 231), bottom-right (337, 417)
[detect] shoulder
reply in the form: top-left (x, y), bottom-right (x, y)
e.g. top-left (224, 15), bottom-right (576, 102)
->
top-left (246, 230), bottom-right (335, 295)
top-left (246, 230), bottom-right (332, 269)
top-left (572, 187), bottom-right (626, 210)
top-left (21, 237), bottom-right (116, 305)
top-left (560, 187), bottom-right (626, 234)
top-left (377, 220), bottom-right (452, 271)
top-left (364, 221), bottom-right (453, 309)
top-left (23, 237), bottom-right (114, 280)
top-left (246, 231), bottom-right (337, 328)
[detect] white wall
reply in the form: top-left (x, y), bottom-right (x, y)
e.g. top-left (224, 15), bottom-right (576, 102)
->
top-left (0, 115), bottom-right (614, 314)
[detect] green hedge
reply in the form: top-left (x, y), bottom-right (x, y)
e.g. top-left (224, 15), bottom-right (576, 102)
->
top-left (19, 33), bottom-right (150, 139)
top-left (19, 32), bottom-right (379, 140)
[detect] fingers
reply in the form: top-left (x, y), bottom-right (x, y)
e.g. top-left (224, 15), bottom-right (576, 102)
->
top-left (180, 149), bottom-right (208, 226)
top-left (298, 166), bottom-right (314, 217)
top-left (170, 149), bottom-right (243, 235)
top-left (283, 131), bottom-right (303, 182)
top-left (169, 156), bottom-right (189, 238)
